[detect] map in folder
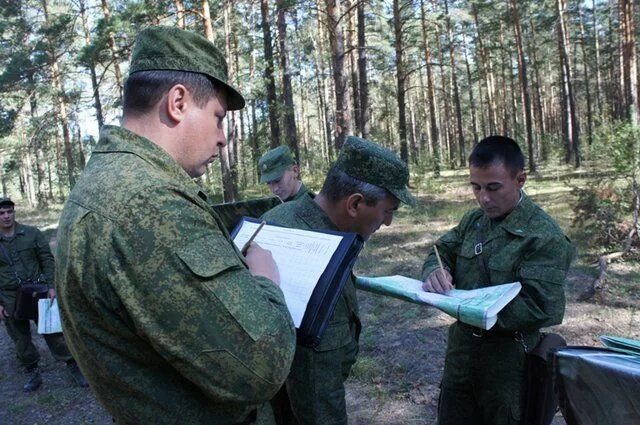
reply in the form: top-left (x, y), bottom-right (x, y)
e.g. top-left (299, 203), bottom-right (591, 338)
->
top-left (600, 335), bottom-right (640, 356)
top-left (232, 217), bottom-right (363, 347)
top-left (355, 275), bottom-right (521, 330)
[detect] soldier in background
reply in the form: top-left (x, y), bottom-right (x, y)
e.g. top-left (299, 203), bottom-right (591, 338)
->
top-left (56, 26), bottom-right (295, 424)
top-left (263, 136), bottom-right (415, 425)
top-left (0, 197), bottom-right (86, 392)
top-left (259, 146), bottom-right (309, 202)
top-left (421, 136), bottom-right (573, 425)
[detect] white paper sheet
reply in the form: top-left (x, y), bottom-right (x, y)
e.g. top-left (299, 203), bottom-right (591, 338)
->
top-left (234, 220), bottom-right (343, 327)
top-left (38, 298), bottom-right (63, 334)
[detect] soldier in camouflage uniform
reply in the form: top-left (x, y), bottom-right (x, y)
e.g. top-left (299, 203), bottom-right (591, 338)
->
top-left (0, 197), bottom-right (86, 392)
top-left (56, 27), bottom-right (296, 424)
top-left (259, 146), bottom-right (309, 202)
top-left (421, 136), bottom-right (574, 425)
top-left (263, 136), bottom-right (415, 425)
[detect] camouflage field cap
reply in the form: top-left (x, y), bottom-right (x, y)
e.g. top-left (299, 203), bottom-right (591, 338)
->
top-left (0, 197), bottom-right (14, 207)
top-left (128, 26), bottom-right (245, 111)
top-left (258, 146), bottom-right (295, 183)
top-left (335, 136), bottom-right (415, 205)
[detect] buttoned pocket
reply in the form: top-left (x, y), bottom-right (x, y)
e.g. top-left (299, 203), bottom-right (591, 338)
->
top-left (177, 234), bottom-right (273, 342)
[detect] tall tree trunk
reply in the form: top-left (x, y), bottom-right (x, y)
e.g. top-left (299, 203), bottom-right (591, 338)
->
top-left (472, 3), bottom-right (497, 134)
top-left (620, 0), bottom-right (639, 124)
top-left (100, 0), bottom-right (123, 100)
top-left (175, 0), bottom-right (186, 28)
top-left (510, 0), bottom-right (536, 172)
top-left (444, 0), bottom-right (464, 167)
top-left (261, 0), bottom-right (281, 148)
top-left (579, 6), bottom-right (594, 146)
top-left (79, 0), bottom-right (105, 130)
top-left (276, 0), bottom-right (300, 161)
top-left (462, 32), bottom-right (478, 145)
top-left (202, 0), bottom-right (214, 40)
top-left (43, 0), bottom-right (75, 189)
top-left (325, 0), bottom-right (351, 150)
top-left (393, 0), bottom-right (409, 164)
top-left (314, 9), bottom-right (333, 162)
top-left (557, 0), bottom-right (581, 167)
top-left (433, 6), bottom-right (453, 167)
top-left (220, 0), bottom-right (238, 201)
top-left (345, 0), bottom-right (360, 136)
top-left (528, 21), bottom-right (546, 150)
top-left (593, 0), bottom-right (604, 116)
top-left (357, 0), bottom-right (370, 138)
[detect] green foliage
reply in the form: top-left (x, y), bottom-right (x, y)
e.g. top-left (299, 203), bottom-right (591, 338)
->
top-left (586, 121), bottom-right (640, 177)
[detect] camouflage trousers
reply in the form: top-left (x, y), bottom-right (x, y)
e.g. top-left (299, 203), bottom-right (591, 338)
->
top-left (272, 337), bottom-right (359, 425)
top-left (437, 323), bottom-right (540, 425)
top-left (1, 289), bottom-right (73, 368)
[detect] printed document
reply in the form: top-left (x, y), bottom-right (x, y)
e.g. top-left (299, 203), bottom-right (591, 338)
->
top-left (233, 220), bottom-right (343, 327)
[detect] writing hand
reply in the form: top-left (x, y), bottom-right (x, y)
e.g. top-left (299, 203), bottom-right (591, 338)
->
top-left (245, 243), bottom-right (280, 286)
top-left (422, 268), bottom-right (454, 293)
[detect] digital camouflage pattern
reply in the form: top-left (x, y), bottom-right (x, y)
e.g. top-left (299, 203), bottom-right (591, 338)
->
top-left (0, 223), bottom-right (72, 368)
top-left (421, 193), bottom-right (574, 425)
top-left (262, 194), bottom-right (360, 425)
top-left (288, 183), bottom-right (309, 202)
top-left (128, 26), bottom-right (245, 110)
top-left (56, 126), bottom-right (296, 424)
top-left (334, 136), bottom-right (414, 205)
top-left (258, 146), bottom-right (295, 184)
top-left (211, 196), bottom-right (283, 233)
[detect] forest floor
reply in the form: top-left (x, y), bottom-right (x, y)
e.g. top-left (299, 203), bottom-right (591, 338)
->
top-left (1, 166), bottom-right (638, 424)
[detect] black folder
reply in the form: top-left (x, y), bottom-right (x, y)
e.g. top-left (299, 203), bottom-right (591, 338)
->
top-left (231, 217), bottom-right (364, 348)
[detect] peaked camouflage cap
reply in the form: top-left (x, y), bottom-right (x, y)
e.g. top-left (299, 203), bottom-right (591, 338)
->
top-left (334, 136), bottom-right (415, 205)
top-left (258, 146), bottom-right (296, 183)
top-left (128, 26), bottom-right (245, 110)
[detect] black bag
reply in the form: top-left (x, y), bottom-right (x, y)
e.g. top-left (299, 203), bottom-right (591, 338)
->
top-left (14, 282), bottom-right (49, 321)
top-left (524, 332), bottom-right (567, 425)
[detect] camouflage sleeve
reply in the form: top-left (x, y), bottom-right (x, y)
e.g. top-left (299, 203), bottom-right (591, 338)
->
top-left (108, 189), bottom-right (296, 404)
top-left (34, 228), bottom-right (55, 288)
top-left (496, 233), bottom-right (574, 331)
top-left (420, 211), bottom-right (475, 281)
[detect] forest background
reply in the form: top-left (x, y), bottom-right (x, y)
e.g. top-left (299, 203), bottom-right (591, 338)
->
top-left (0, 0), bottom-right (639, 423)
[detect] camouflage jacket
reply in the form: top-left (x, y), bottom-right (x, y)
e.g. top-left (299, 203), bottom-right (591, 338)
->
top-left (287, 183), bottom-right (310, 202)
top-left (0, 223), bottom-right (54, 291)
top-left (56, 125), bottom-right (296, 425)
top-left (421, 193), bottom-right (573, 332)
top-left (262, 193), bottom-right (360, 352)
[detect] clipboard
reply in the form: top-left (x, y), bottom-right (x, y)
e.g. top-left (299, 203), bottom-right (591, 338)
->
top-left (232, 217), bottom-right (364, 347)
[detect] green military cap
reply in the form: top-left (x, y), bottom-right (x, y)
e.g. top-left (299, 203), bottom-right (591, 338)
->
top-left (335, 136), bottom-right (415, 205)
top-left (128, 26), bottom-right (245, 111)
top-left (0, 197), bottom-right (14, 207)
top-left (258, 146), bottom-right (295, 183)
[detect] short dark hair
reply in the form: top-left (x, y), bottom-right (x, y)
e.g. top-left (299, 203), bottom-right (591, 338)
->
top-left (123, 70), bottom-right (220, 115)
top-left (468, 135), bottom-right (525, 175)
top-left (320, 166), bottom-right (389, 206)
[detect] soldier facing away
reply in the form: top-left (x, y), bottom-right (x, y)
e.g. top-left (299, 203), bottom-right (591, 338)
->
top-left (55, 26), bottom-right (296, 424)
top-left (263, 136), bottom-right (414, 425)
top-left (421, 136), bottom-right (574, 425)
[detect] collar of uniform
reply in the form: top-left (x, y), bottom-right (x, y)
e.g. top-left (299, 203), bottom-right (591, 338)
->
top-left (0, 222), bottom-right (25, 241)
top-left (95, 125), bottom-right (198, 191)
top-left (295, 192), bottom-right (338, 231)
top-left (497, 192), bottom-right (535, 237)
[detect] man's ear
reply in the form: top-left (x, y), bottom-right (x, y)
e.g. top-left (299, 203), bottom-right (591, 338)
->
top-left (292, 164), bottom-right (300, 178)
top-left (345, 193), bottom-right (365, 218)
top-left (517, 171), bottom-right (527, 188)
top-left (165, 84), bottom-right (189, 123)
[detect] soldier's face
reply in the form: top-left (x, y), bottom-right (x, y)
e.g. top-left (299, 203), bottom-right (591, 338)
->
top-left (0, 207), bottom-right (15, 230)
top-left (267, 166), bottom-right (299, 200)
top-left (469, 161), bottom-right (526, 219)
top-left (351, 193), bottom-right (400, 240)
top-left (181, 92), bottom-right (228, 178)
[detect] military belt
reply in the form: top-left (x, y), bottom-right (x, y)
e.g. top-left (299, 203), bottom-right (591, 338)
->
top-left (457, 322), bottom-right (531, 340)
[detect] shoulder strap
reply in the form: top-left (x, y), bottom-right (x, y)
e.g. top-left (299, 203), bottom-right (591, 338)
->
top-left (475, 220), bottom-right (491, 284)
